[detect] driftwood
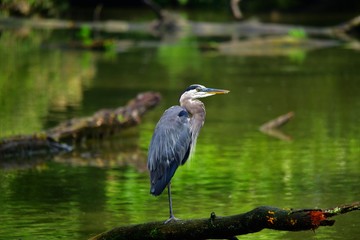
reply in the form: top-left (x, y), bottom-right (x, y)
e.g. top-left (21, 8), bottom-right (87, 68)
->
top-left (0, 92), bottom-right (161, 161)
top-left (90, 202), bottom-right (360, 240)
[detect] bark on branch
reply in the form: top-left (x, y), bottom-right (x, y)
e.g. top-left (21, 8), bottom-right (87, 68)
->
top-left (90, 202), bottom-right (360, 240)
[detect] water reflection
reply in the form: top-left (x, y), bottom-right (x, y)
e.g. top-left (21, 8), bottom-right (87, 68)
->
top-left (54, 133), bottom-right (147, 172)
top-left (0, 30), bottom-right (96, 137)
top-left (0, 25), bottom-right (360, 240)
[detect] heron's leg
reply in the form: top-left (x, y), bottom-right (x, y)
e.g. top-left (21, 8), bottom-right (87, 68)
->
top-left (168, 182), bottom-right (175, 218)
top-left (164, 182), bottom-right (178, 224)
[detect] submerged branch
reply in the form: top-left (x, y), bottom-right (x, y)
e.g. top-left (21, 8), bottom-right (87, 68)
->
top-left (90, 202), bottom-right (360, 240)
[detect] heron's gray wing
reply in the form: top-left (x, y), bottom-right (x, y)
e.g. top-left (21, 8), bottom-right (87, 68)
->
top-left (147, 106), bottom-right (192, 196)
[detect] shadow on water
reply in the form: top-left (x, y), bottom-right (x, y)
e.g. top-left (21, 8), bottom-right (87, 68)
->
top-left (0, 12), bottom-right (360, 239)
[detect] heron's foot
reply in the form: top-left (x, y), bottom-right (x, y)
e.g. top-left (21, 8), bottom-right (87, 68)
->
top-left (164, 216), bottom-right (180, 224)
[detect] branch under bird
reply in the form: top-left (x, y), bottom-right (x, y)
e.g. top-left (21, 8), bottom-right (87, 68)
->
top-left (147, 84), bottom-right (230, 223)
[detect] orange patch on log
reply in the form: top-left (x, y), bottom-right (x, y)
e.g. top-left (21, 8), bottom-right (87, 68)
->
top-left (267, 216), bottom-right (276, 224)
top-left (310, 211), bottom-right (326, 228)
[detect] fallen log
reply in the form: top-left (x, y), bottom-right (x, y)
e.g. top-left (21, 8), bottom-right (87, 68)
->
top-left (46, 91), bottom-right (161, 142)
top-left (89, 202), bottom-right (360, 240)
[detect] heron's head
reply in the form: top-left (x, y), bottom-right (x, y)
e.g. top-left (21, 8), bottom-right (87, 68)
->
top-left (181, 84), bottom-right (230, 100)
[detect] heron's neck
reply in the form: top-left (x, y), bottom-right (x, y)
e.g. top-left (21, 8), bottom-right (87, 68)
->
top-left (180, 97), bottom-right (206, 157)
top-left (180, 98), bottom-right (206, 120)
top-left (180, 97), bottom-right (206, 135)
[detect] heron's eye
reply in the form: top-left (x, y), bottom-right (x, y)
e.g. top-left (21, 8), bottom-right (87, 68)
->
top-left (196, 87), bottom-right (201, 92)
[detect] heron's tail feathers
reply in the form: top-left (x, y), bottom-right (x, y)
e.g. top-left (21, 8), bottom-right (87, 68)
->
top-left (150, 161), bottom-right (178, 196)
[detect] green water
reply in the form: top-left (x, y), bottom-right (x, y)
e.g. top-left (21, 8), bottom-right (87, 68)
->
top-left (0, 22), bottom-right (360, 239)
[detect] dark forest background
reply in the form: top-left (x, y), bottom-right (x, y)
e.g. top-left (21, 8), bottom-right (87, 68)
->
top-left (1, 0), bottom-right (360, 18)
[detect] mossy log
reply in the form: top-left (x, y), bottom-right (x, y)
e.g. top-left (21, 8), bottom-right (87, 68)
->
top-left (90, 202), bottom-right (359, 240)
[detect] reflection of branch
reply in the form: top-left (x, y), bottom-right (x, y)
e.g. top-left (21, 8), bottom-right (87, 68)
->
top-left (260, 128), bottom-right (292, 142)
top-left (260, 111), bottom-right (294, 130)
top-left (260, 112), bottom-right (294, 141)
top-left (0, 136), bottom-right (71, 167)
top-left (90, 202), bottom-right (360, 240)
top-left (54, 149), bottom-right (147, 172)
top-left (230, 0), bottom-right (243, 20)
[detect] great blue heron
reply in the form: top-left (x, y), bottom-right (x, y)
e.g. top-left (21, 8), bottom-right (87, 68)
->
top-left (147, 84), bottom-right (229, 223)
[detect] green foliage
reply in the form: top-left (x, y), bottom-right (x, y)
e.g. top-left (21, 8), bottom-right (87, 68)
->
top-left (78, 25), bottom-right (93, 47)
top-left (177, 0), bottom-right (189, 6)
top-left (103, 40), bottom-right (117, 60)
top-left (288, 28), bottom-right (307, 39)
top-left (157, 36), bottom-right (202, 85)
top-left (288, 49), bottom-right (306, 63)
top-left (77, 25), bottom-right (117, 59)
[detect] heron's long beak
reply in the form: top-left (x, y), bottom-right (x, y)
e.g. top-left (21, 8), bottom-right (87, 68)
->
top-left (203, 88), bottom-right (230, 95)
